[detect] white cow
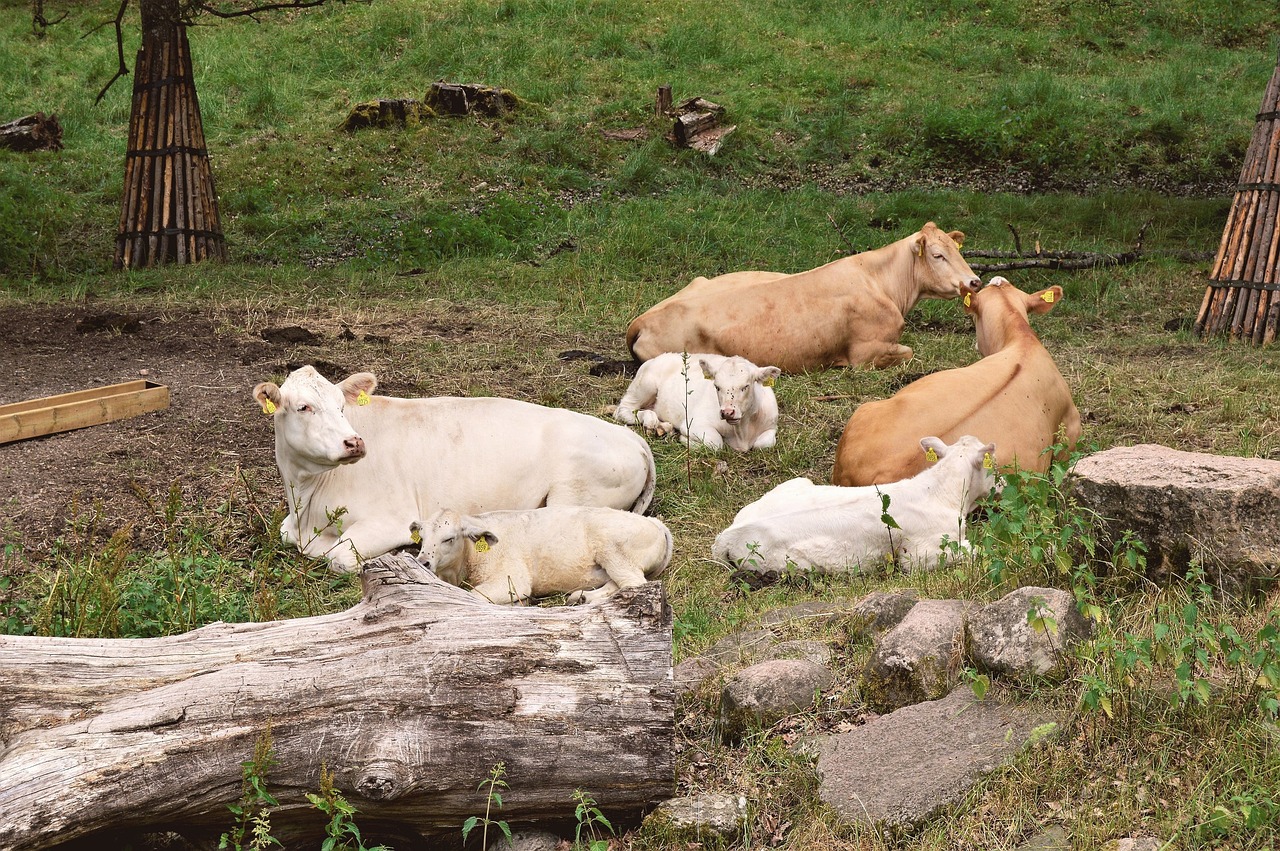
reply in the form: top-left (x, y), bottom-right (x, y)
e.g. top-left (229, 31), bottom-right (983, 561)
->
top-left (713, 435), bottom-right (997, 574)
top-left (612, 352), bottom-right (781, 451)
top-left (410, 506), bottom-right (673, 604)
top-left (253, 366), bottom-right (656, 572)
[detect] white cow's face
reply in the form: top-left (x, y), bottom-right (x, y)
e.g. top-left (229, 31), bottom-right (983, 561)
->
top-left (253, 366), bottom-right (375, 474)
top-left (411, 509), bottom-right (498, 588)
top-left (701, 357), bottom-right (780, 424)
top-left (914, 222), bottom-right (983, 299)
top-left (922, 435), bottom-right (999, 507)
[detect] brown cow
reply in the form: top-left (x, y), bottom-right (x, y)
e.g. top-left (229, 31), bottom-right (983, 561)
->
top-left (625, 222), bottom-right (981, 373)
top-left (831, 276), bottom-right (1081, 486)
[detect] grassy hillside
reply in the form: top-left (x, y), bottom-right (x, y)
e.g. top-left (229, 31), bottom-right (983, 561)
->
top-left (2, 0), bottom-right (1280, 849)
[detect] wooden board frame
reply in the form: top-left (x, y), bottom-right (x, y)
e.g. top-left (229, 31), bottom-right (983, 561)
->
top-left (0, 381), bottom-right (170, 445)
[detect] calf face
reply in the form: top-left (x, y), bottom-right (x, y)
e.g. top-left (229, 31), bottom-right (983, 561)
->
top-left (698, 356), bottom-right (781, 423)
top-left (914, 221), bottom-right (982, 299)
top-left (253, 366), bottom-right (378, 471)
top-left (410, 509), bottom-right (499, 588)
top-left (921, 435), bottom-right (999, 506)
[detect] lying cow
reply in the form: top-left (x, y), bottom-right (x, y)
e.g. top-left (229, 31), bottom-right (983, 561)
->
top-left (625, 222), bottom-right (982, 372)
top-left (252, 366), bottom-right (656, 572)
top-left (832, 277), bottom-right (1081, 486)
top-left (713, 435), bottom-right (997, 574)
top-left (612, 352), bottom-right (781, 451)
top-left (410, 506), bottom-right (673, 604)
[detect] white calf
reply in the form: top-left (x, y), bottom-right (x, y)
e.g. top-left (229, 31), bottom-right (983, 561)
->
top-left (613, 352), bottom-right (781, 451)
top-left (713, 435), bottom-right (997, 574)
top-left (411, 506), bottom-right (673, 605)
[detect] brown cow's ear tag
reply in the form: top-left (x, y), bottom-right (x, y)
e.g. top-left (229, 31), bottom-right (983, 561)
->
top-left (261, 399), bottom-right (276, 415)
top-left (357, 390), bottom-right (371, 406)
top-left (474, 538), bottom-right (491, 554)
top-left (410, 527), bottom-right (421, 544)
top-left (1041, 291), bottom-right (1056, 304)
top-left (963, 293), bottom-right (972, 307)
top-left (924, 447), bottom-right (938, 463)
top-left (983, 452), bottom-right (994, 469)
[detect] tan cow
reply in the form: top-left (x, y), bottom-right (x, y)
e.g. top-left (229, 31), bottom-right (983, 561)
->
top-left (831, 277), bottom-right (1081, 486)
top-left (625, 222), bottom-right (981, 373)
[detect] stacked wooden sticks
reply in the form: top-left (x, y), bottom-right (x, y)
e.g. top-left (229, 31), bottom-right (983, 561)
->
top-left (1196, 56), bottom-right (1280, 344)
top-left (115, 26), bottom-right (226, 269)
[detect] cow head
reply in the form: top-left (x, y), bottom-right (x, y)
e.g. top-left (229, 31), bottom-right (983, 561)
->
top-left (411, 509), bottom-right (499, 587)
top-left (698, 356), bottom-right (781, 424)
top-left (921, 435), bottom-right (999, 508)
top-left (964, 276), bottom-right (1064, 356)
top-left (253, 366), bottom-right (376, 474)
top-left (912, 222), bottom-right (983, 299)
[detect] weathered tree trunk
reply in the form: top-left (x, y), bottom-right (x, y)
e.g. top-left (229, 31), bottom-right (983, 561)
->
top-left (115, 0), bottom-right (227, 268)
top-left (0, 555), bottom-right (674, 851)
top-left (0, 112), bottom-right (63, 152)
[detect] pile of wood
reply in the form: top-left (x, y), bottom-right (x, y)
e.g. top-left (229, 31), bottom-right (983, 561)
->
top-left (1196, 56), bottom-right (1280, 344)
top-left (0, 112), bottom-right (62, 152)
top-left (339, 98), bottom-right (427, 131)
top-left (666, 92), bottom-right (736, 155)
top-left (115, 25), bottom-right (226, 269)
top-left (425, 81), bottom-right (519, 117)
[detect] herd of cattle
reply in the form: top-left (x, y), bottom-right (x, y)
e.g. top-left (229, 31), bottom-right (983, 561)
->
top-left (251, 222), bottom-right (1081, 604)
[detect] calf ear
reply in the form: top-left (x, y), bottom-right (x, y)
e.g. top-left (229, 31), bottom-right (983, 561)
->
top-left (1026, 286), bottom-right (1063, 314)
top-left (460, 519), bottom-right (499, 548)
top-left (756, 366), bottom-right (781, 385)
top-left (948, 230), bottom-right (965, 249)
top-left (696, 357), bottom-right (716, 380)
top-left (253, 382), bottom-right (281, 414)
top-left (919, 436), bottom-right (947, 459)
top-left (339, 372), bottom-right (378, 403)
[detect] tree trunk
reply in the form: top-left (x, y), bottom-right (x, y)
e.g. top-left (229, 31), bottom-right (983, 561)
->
top-left (115, 0), bottom-right (227, 268)
top-left (0, 555), bottom-right (675, 851)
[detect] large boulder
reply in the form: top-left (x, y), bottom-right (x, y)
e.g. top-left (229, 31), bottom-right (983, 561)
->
top-left (717, 658), bottom-right (832, 743)
top-left (860, 599), bottom-right (976, 712)
top-left (1070, 445), bottom-right (1280, 595)
top-left (967, 586), bottom-right (1093, 684)
top-left (644, 793), bottom-right (748, 844)
top-left (815, 686), bottom-right (1063, 833)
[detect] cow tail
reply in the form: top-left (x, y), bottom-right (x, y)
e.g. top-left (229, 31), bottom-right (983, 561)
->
top-left (650, 519), bottom-right (674, 579)
top-left (630, 434), bottom-right (658, 515)
top-left (625, 321), bottom-right (643, 362)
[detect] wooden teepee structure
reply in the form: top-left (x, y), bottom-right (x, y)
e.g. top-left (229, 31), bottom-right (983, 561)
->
top-left (114, 21), bottom-right (227, 268)
top-left (1196, 53), bottom-right (1280, 344)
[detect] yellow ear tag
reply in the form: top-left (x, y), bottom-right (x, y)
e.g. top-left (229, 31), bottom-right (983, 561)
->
top-left (983, 453), bottom-right (994, 470)
top-left (261, 399), bottom-right (276, 415)
top-left (1041, 291), bottom-right (1055, 304)
top-left (964, 293), bottom-right (972, 307)
top-left (474, 538), bottom-right (490, 554)
top-left (410, 528), bottom-right (421, 544)
top-left (924, 447), bottom-right (938, 463)
top-left (356, 390), bottom-right (371, 406)
top-left (762, 376), bottom-right (775, 388)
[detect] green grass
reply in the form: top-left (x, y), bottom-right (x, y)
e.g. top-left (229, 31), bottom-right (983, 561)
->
top-left (3, 0), bottom-right (1280, 848)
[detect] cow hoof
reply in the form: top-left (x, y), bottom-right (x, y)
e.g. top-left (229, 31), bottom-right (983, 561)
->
top-left (655, 422), bottom-right (674, 438)
top-left (566, 590), bottom-right (586, 605)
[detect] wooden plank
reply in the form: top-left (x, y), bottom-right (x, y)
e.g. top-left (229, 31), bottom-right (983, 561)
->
top-left (0, 381), bottom-right (169, 445)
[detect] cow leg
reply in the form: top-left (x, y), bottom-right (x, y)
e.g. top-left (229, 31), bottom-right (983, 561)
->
top-left (470, 573), bottom-right (533, 605)
top-left (613, 373), bottom-right (661, 430)
top-left (682, 427), bottom-right (724, 451)
top-left (569, 581), bottom-right (620, 605)
top-left (317, 519), bottom-right (417, 575)
top-left (750, 429), bottom-right (777, 450)
top-left (848, 341), bottom-right (914, 369)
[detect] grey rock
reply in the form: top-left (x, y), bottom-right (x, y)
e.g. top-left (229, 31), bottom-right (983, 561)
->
top-left (1102, 838), bottom-right (1163, 851)
top-left (861, 599), bottom-right (976, 712)
top-left (1017, 824), bottom-right (1071, 850)
top-left (1071, 444), bottom-right (1280, 596)
top-left (673, 654), bottom-right (722, 699)
top-left (816, 686), bottom-right (1063, 832)
top-left (702, 628), bottom-right (778, 663)
top-left (645, 792), bottom-right (747, 843)
top-left (848, 590), bottom-right (919, 637)
top-left (754, 599), bottom-right (858, 627)
top-left (718, 658), bottom-right (832, 743)
top-left (760, 639), bottom-right (833, 667)
top-left (967, 586), bottom-right (1093, 683)
top-left (487, 829), bottom-right (563, 851)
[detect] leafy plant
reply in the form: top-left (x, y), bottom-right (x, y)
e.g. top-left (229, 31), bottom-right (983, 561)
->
top-left (220, 729), bottom-right (282, 851)
top-left (462, 762), bottom-right (512, 849)
top-left (572, 788), bottom-right (614, 851)
top-left (306, 765), bottom-right (390, 851)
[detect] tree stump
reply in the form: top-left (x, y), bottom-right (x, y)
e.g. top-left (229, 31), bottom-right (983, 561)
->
top-left (0, 555), bottom-right (674, 851)
top-left (0, 113), bottom-right (63, 152)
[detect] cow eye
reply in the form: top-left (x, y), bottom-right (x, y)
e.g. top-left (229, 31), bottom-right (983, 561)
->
top-left (296, 404), bottom-right (312, 413)
top-left (442, 536), bottom-right (455, 544)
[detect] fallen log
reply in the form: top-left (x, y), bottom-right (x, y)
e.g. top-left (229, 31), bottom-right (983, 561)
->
top-left (0, 554), bottom-right (674, 851)
top-left (0, 112), bottom-right (63, 152)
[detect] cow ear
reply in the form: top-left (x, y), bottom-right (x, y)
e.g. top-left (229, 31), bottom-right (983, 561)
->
top-left (757, 366), bottom-right (781, 386)
top-left (409, 521), bottom-right (423, 544)
top-left (920, 436), bottom-right (947, 458)
top-left (948, 230), bottom-right (965, 249)
top-left (697, 358), bottom-right (715, 380)
top-left (1027, 287), bottom-right (1063, 314)
top-left (339, 372), bottom-right (378, 403)
top-left (460, 519), bottom-right (498, 547)
top-left (914, 232), bottom-right (926, 257)
top-left (253, 382), bottom-right (281, 415)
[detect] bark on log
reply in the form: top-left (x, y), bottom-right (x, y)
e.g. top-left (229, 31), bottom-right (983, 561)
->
top-left (0, 555), bottom-right (674, 851)
top-left (0, 112), bottom-right (63, 152)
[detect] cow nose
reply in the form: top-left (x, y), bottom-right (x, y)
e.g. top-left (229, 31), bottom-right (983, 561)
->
top-left (344, 435), bottom-right (366, 456)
